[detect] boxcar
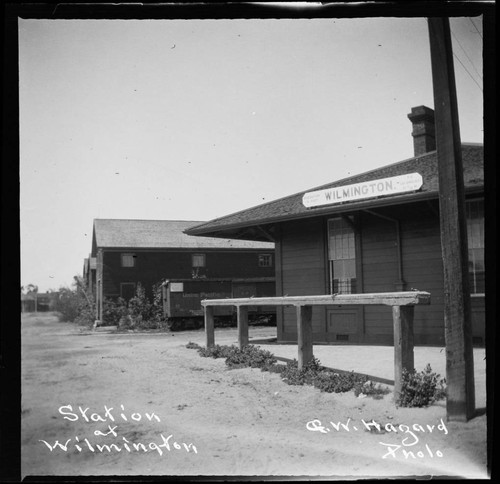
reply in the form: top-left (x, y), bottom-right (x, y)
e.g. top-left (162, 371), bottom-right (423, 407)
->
top-left (162, 277), bottom-right (276, 330)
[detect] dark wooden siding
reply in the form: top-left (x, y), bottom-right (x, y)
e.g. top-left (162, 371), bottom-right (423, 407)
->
top-left (280, 218), bottom-right (327, 340)
top-left (102, 249), bottom-right (275, 300)
top-left (276, 199), bottom-right (484, 346)
top-left (358, 203), bottom-right (446, 345)
top-left (399, 202), bottom-right (446, 345)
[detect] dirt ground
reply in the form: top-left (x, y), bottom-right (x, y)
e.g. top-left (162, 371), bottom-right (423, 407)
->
top-left (21, 312), bottom-right (489, 479)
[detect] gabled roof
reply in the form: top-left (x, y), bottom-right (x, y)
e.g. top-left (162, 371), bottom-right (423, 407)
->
top-left (186, 143), bottom-right (483, 240)
top-left (91, 219), bottom-right (274, 253)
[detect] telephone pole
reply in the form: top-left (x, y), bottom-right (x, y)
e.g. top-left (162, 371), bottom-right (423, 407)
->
top-left (427, 17), bottom-right (475, 422)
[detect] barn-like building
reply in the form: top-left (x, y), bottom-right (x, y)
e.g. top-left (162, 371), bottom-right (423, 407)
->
top-left (186, 106), bottom-right (485, 346)
top-left (86, 219), bottom-right (275, 322)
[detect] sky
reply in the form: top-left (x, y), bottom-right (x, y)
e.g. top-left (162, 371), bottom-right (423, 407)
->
top-left (18, 15), bottom-right (484, 293)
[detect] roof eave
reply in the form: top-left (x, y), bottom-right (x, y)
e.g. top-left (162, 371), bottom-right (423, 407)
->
top-left (186, 186), bottom-right (483, 238)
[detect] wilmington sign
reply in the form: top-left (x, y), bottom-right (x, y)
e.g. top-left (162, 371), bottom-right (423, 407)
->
top-left (302, 173), bottom-right (423, 208)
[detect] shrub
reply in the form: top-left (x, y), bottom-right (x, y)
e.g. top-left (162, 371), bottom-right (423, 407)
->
top-left (197, 344), bottom-right (236, 359)
top-left (127, 283), bottom-right (152, 324)
top-left (281, 357), bottom-right (322, 386)
top-left (224, 345), bottom-right (277, 370)
top-left (150, 280), bottom-right (167, 326)
top-left (55, 286), bottom-right (81, 323)
top-left (311, 370), bottom-right (362, 393)
top-left (396, 364), bottom-right (447, 407)
top-left (102, 297), bottom-right (127, 326)
top-left (55, 276), bottom-right (95, 327)
top-left (186, 341), bottom-right (202, 350)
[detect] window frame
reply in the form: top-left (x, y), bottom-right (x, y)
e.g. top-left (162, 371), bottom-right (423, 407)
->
top-left (327, 216), bottom-right (357, 294)
top-left (121, 253), bottom-right (136, 268)
top-left (192, 253), bottom-right (206, 268)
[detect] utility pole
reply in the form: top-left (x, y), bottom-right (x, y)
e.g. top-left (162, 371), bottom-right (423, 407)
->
top-left (427, 17), bottom-right (475, 422)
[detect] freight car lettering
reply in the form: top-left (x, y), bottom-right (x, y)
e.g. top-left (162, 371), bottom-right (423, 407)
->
top-left (200, 292), bottom-right (227, 298)
top-left (182, 293), bottom-right (200, 298)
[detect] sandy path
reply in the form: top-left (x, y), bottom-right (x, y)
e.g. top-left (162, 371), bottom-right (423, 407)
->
top-left (21, 313), bottom-right (488, 478)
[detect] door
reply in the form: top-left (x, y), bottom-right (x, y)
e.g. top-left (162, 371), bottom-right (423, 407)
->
top-left (120, 282), bottom-right (136, 301)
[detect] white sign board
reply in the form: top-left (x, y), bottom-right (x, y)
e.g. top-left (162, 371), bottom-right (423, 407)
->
top-left (169, 282), bottom-right (184, 293)
top-left (302, 173), bottom-right (423, 208)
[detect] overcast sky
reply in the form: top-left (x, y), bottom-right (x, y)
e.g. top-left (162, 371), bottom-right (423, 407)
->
top-left (19, 16), bottom-right (484, 293)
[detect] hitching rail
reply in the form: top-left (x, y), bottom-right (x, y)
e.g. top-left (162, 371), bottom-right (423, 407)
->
top-left (201, 291), bottom-right (431, 399)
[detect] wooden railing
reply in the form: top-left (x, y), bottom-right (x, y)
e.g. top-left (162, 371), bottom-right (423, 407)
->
top-left (201, 291), bottom-right (431, 398)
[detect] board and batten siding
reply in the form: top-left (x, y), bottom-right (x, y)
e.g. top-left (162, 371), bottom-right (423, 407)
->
top-left (279, 218), bottom-right (327, 341)
top-left (400, 203), bottom-right (446, 345)
top-left (360, 203), bottom-right (446, 345)
top-left (275, 199), bottom-right (483, 346)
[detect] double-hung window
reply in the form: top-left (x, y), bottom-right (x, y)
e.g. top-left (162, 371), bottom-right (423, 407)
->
top-left (328, 217), bottom-right (356, 294)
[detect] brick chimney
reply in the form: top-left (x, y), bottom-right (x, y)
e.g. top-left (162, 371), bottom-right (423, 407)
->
top-left (407, 106), bottom-right (436, 157)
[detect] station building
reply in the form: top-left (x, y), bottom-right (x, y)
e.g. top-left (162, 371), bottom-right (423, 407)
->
top-left (86, 219), bottom-right (275, 319)
top-left (186, 106), bottom-right (485, 346)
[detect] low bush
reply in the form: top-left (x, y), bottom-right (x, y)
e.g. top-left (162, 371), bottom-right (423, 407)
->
top-left (186, 341), bottom-right (202, 350)
top-left (103, 297), bottom-right (127, 326)
top-left (311, 370), bottom-right (362, 393)
top-left (225, 345), bottom-right (277, 370)
top-left (281, 357), bottom-right (322, 386)
top-left (396, 364), bottom-right (447, 407)
top-left (197, 344), bottom-right (236, 359)
top-left (193, 345), bottom-right (391, 399)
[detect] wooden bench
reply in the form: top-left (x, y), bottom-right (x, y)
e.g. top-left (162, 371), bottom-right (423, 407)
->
top-left (201, 291), bottom-right (430, 399)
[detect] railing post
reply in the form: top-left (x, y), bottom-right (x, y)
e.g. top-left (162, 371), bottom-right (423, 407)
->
top-left (237, 305), bottom-right (249, 349)
top-left (392, 305), bottom-right (415, 400)
top-left (205, 305), bottom-right (215, 348)
top-left (297, 305), bottom-right (313, 370)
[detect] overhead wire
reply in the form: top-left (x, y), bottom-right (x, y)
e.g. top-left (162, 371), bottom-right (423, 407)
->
top-left (450, 29), bottom-right (483, 82)
top-left (449, 22), bottom-right (483, 93)
top-left (468, 17), bottom-right (483, 40)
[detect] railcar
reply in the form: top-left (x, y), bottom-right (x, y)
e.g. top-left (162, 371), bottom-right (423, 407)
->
top-left (161, 277), bottom-right (276, 331)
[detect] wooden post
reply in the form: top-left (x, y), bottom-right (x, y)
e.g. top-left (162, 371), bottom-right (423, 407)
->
top-left (297, 305), bottom-right (313, 369)
top-left (237, 306), bottom-right (249, 349)
top-left (205, 306), bottom-right (215, 348)
top-left (95, 248), bottom-right (104, 322)
top-left (392, 305), bottom-right (415, 400)
top-left (428, 17), bottom-right (475, 421)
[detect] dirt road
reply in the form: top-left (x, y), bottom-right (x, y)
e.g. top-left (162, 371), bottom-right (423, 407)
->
top-left (21, 313), bottom-right (488, 478)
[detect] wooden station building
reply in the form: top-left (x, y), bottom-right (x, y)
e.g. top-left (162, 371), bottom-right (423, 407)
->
top-left (186, 106), bottom-right (485, 347)
top-left (86, 219), bottom-right (275, 318)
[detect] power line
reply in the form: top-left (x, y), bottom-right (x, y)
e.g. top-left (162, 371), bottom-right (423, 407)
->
top-left (452, 51), bottom-right (483, 92)
top-left (450, 28), bottom-right (482, 82)
top-left (468, 18), bottom-right (483, 39)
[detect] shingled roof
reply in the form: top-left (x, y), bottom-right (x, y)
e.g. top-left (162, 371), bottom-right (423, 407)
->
top-left (186, 143), bottom-right (483, 239)
top-left (91, 219), bottom-right (274, 252)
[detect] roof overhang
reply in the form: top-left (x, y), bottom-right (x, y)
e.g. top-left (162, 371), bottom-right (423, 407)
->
top-left (186, 187), bottom-right (483, 241)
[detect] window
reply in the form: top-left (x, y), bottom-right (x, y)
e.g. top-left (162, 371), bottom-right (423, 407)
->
top-left (258, 254), bottom-right (273, 267)
top-left (466, 199), bottom-right (484, 294)
top-left (328, 217), bottom-right (356, 294)
top-left (121, 253), bottom-right (136, 267)
top-left (192, 254), bottom-right (206, 268)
